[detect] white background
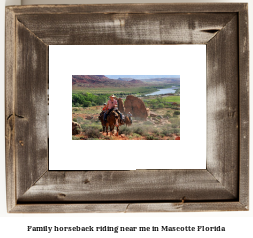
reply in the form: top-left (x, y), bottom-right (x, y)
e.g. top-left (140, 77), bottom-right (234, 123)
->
top-left (0, 0), bottom-right (252, 237)
top-left (49, 45), bottom-right (206, 170)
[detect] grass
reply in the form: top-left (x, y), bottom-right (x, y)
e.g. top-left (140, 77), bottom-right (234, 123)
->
top-left (72, 86), bottom-right (161, 96)
top-left (162, 96), bottom-right (180, 104)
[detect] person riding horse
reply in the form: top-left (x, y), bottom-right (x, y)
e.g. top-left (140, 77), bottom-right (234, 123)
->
top-left (104, 95), bottom-right (123, 122)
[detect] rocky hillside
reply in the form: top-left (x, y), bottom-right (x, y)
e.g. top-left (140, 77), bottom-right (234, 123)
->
top-left (72, 75), bottom-right (111, 85)
top-left (72, 75), bottom-right (144, 88)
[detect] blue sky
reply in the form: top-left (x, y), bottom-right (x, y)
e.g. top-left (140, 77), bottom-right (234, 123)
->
top-left (105, 75), bottom-right (180, 79)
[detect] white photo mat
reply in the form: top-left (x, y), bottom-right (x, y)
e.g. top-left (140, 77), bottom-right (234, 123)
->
top-left (49, 45), bottom-right (206, 170)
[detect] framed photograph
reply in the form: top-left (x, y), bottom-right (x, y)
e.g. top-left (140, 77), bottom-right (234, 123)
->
top-left (5, 3), bottom-right (249, 213)
top-left (49, 45), bottom-right (206, 170)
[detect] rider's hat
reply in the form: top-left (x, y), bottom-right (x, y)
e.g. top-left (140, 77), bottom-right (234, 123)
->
top-left (104, 103), bottom-right (106, 105)
top-left (109, 94), bottom-right (116, 98)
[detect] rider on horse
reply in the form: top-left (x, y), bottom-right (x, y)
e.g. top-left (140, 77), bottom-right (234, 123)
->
top-left (104, 95), bottom-right (123, 122)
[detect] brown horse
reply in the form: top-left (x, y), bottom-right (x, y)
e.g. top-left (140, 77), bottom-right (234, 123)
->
top-left (98, 112), bottom-right (106, 133)
top-left (124, 116), bottom-right (132, 127)
top-left (99, 110), bottom-right (124, 136)
top-left (107, 110), bottom-right (125, 136)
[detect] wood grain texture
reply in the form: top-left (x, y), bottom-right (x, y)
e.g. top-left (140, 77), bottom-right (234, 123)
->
top-left (5, 7), bottom-right (16, 212)
top-left (18, 170), bottom-right (236, 202)
top-left (10, 202), bottom-right (247, 213)
top-left (238, 4), bottom-right (249, 209)
top-left (16, 13), bottom-right (236, 45)
top-left (5, 3), bottom-right (249, 213)
top-left (7, 3), bottom-right (246, 15)
top-left (206, 16), bottom-right (239, 198)
top-left (15, 20), bottom-right (48, 200)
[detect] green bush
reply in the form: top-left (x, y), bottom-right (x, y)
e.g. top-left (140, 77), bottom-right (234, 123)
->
top-left (132, 133), bottom-right (141, 138)
top-left (174, 110), bottom-right (180, 115)
top-left (146, 135), bottom-right (154, 140)
top-left (158, 103), bottom-right (164, 108)
top-left (73, 118), bottom-right (77, 122)
top-left (83, 101), bottom-right (92, 107)
top-left (72, 136), bottom-right (80, 140)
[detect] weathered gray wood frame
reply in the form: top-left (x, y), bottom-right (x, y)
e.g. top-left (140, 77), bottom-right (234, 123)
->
top-left (5, 4), bottom-right (249, 213)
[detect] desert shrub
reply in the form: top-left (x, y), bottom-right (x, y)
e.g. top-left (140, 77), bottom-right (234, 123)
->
top-left (153, 137), bottom-right (159, 140)
top-left (90, 123), bottom-right (101, 130)
top-left (81, 124), bottom-right (89, 132)
top-left (152, 128), bottom-right (160, 136)
top-left (133, 127), bottom-right (145, 136)
top-left (142, 132), bottom-right (150, 137)
top-left (73, 118), bottom-right (77, 122)
top-left (72, 136), bottom-right (80, 140)
top-left (161, 127), bottom-right (173, 136)
top-left (85, 127), bottom-right (101, 138)
top-left (119, 127), bottom-right (131, 135)
top-left (76, 117), bottom-right (84, 124)
top-left (174, 110), bottom-right (180, 116)
top-left (158, 103), bottom-right (164, 108)
top-left (170, 118), bottom-right (180, 128)
top-left (146, 135), bottom-right (154, 140)
top-left (173, 128), bottom-right (180, 134)
top-left (132, 133), bottom-right (141, 138)
top-left (143, 121), bottom-right (153, 126)
top-left (160, 134), bottom-right (165, 138)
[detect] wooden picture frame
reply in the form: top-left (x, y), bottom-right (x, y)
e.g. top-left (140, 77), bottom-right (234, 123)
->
top-left (5, 3), bottom-right (249, 213)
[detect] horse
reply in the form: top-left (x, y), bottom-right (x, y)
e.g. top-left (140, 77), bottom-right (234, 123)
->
top-left (124, 116), bottom-right (132, 127)
top-left (98, 112), bottom-right (106, 133)
top-left (99, 110), bottom-right (124, 136)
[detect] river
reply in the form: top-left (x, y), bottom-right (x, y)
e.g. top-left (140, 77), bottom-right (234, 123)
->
top-left (145, 87), bottom-right (179, 96)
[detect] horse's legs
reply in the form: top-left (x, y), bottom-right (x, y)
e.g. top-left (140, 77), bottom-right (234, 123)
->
top-left (106, 124), bottom-right (108, 136)
top-left (110, 125), bottom-right (114, 136)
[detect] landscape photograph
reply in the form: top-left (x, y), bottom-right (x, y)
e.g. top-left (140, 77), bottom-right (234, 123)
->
top-left (72, 75), bottom-right (180, 140)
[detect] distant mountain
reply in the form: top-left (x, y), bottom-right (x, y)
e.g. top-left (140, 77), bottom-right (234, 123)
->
top-left (72, 75), bottom-right (110, 85)
top-left (129, 79), bottom-right (144, 84)
top-left (105, 75), bottom-right (180, 80)
top-left (117, 78), bottom-right (134, 81)
top-left (72, 75), bottom-right (145, 88)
